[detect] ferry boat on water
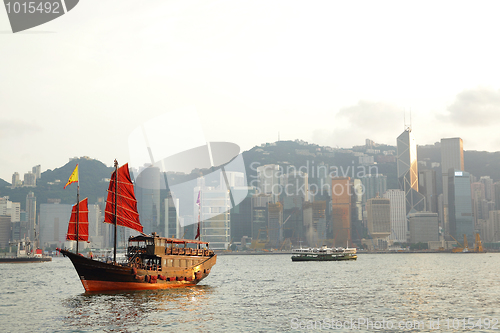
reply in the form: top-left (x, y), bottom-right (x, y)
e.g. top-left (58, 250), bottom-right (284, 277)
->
top-left (291, 245), bottom-right (357, 262)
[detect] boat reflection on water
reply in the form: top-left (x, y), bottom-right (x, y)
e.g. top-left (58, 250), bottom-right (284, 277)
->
top-left (62, 285), bottom-right (215, 331)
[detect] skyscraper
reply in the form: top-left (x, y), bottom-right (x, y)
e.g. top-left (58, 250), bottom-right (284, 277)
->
top-left (448, 169), bottom-right (474, 246)
top-left (26, 192), bottom-right (36, 241)
top-left (199, 187), bottom-right (231, 250)
top-left (383, 189), bottom-right (407, 242)
top-left (440, 138), bottom-right (464, 237)
top-left (360, 174), bottom-right (387, 203)
top-left (11, 172), bottom-right (19, 188)
top-left (32, 165), bottom-right (41, 179)
top-left (135, 166), bottom-right (161, 236)
top-left (256, 164), bottom-right (282, 203)
top-left (397, 128), bottom-right (425, 215)
top-left (164, 194), bottom-right (180, 238)
top-left (331, 177), bottom-right (351, 247)
top-left (418, 169), bottom-right (438, 213)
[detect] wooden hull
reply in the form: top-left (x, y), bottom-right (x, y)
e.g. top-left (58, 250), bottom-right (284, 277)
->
top-left (59, 249), bottom-right (217, 292)
top-left (0, 257), bottom-right (52, 263)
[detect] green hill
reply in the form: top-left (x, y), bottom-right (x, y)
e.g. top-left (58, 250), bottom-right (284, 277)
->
top-left (0, 157), bottom-right (113, 210)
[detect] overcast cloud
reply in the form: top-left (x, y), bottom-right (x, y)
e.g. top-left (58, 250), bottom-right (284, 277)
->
top-left (440, 87), bottom-right (500, 127)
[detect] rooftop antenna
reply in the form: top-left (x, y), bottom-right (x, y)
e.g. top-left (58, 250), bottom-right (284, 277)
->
top-left (403, 108), bottom-right (411, 132)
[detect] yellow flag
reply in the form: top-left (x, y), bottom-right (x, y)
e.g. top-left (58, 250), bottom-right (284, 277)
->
top-left (64, 164), bottom-right (79, 189)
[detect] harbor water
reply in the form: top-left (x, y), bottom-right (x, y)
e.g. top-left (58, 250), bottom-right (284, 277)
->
top-left (1, 253), bottom-right (500, 332)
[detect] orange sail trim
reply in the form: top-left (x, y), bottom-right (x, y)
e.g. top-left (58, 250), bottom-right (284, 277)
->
top-left (66, 197), bottom-right (89, 241)
top-left (104, 163), bottom-right (143, 233)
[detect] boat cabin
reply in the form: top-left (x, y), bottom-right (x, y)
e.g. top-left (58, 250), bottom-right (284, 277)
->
top-left (126, 233), bottom-right (214, 272)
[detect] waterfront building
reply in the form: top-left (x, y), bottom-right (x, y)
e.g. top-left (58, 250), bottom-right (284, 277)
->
top-left (448, 169), bottom-right (474, 246)
top-left (359, 174), bottom-right (387, 203)
top-left (471, 182), bottom-right (486, 223)
top-left (351, 179), bottom-right (363, 245)
top-left (135, 165), bottom-right (161, 236)
top-left (87, 204), bottom-right (103, 249)
top-left (26, 192), bottom-right (36, 241)
top-left (256, 164), bottom-right (282, 203)
top-left (408, 212), bottom-right (439, 243)
top-left (480, 176), bottom-right (494, 202)
top-left (366, 197), bottom-right (391, 240)
top-left (397, 128), bottom-right (425, 215)
top-left (304, 201), bottom-right (327, 247)
top-left (331, 177), bottom-right (351, 247)
top-left (230, 188), bottom-right (255, 242)
top-left (383, 189), bottom-right (407, 242)
top-left (164, 194), bottom-right (181, 238)
top-left (0, 215), bottom-right (10, 248)
top-left (418, 169), bottom-right (438, 213)
top-left (495, 182), bottom-right (500, 211)
top-left (268, 202), bottom-right (283, 247)
top-left (39, 203), bottom-right (72, 249)
top-left (440, 138), bottom-right (464, 237)
top-left (251, 194), bottom-right (272, 243)
top-left (283, 171), bottom-right (308, 243)
top-left (197, 183), bottom-right (231, 250)
top-left (0, 197), bottom-right (21, 223)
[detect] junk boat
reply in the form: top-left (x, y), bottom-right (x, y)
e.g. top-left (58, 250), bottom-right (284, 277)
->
top-left (58, 161), bottom-right (216, 292)
top-left (291, 245), bottom-right (357, 262)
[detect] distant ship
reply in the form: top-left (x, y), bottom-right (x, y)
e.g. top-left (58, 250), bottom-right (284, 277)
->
top-left (58, 161), bottom-right (216, 292)
top-left (291, 245), bottom-right (357, 262)
top-left (0, 239), bottom-right (52, 263)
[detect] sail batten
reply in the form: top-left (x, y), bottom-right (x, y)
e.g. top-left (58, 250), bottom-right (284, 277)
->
top-left (104, 163), bottom-right (143, 233)
top-left (66, 198), bottom-right (89, 241)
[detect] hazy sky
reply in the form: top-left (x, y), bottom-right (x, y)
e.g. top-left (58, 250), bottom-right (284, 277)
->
top-left (2, 1), bottom-right (500, 182)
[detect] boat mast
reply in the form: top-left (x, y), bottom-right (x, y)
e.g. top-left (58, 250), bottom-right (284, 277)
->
top-left (76, 172), bottom-right (80, 254)
top-left (113, 159), bottom-right (118, 263)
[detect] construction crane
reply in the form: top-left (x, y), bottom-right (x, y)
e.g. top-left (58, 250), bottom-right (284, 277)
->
top-left (475, 233), bottom-right (485, 253)
top-left (450, 234), bottom-right (485, 253)
top-left (450, 235), bottom-right (464, 253)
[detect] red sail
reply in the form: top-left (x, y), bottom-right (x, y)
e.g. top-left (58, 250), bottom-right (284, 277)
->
top-left (66, 198), bottom-right (89, 241)
top-left (104, 163), bottom-right (143, 232)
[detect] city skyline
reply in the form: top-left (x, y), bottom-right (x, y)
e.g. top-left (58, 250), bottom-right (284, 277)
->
top-left (3, 2), bottom-right (500, 184)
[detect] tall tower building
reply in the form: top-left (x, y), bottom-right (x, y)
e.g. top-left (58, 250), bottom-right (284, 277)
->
top-left (11, 172), bottom-right (20, 188)
top-left (135, 166), bottom-right (161, 236)
top-left (251, 194), bottom-right (273, 243)
top-left (32, 165), bottom-right (41, 179)
top-left (360, 174), bottom-right (387, 203)
top-left (198, 187), bottom-right (231, 250)
top-left (164, 194), bottom-right (180, 238)
top-left (383, 189), bottom-right (407, 242)
top-left (331, 177), bottom-right (351, 247)
top-left (397, 128), bottom-right (425, 215)
top-left (440, 138), bottom-right (464, 238)
top-left (448, 169), bottom-right (474, 246)
top-left (418, 169), bottom-right (438, 213)
top-left (256, 164), bottom-right (282, 203)
top-left (26, 192), bottom-right (36, 241)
